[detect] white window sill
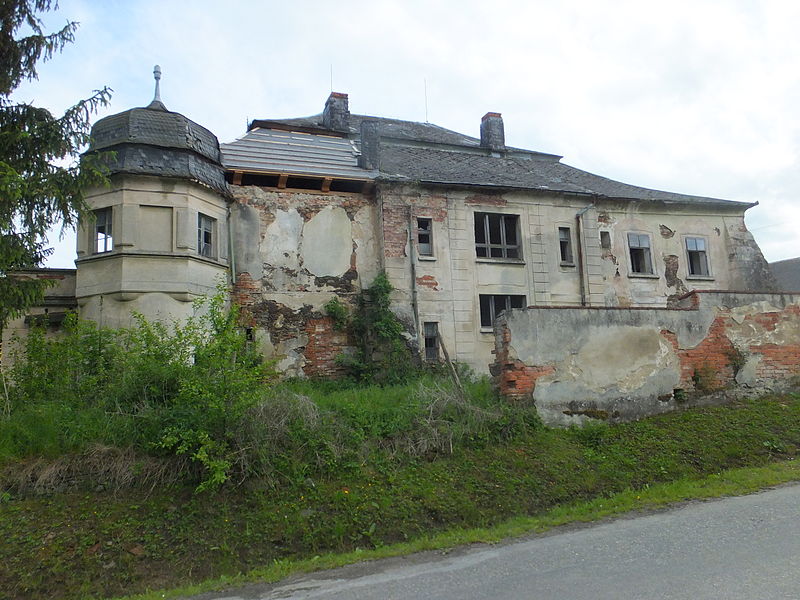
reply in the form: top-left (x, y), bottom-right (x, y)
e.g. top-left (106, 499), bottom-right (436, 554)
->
top-left (417, 255), bottom-right (437, 261)
top-left (480, 327), bottom-right (494, 334)
top-left (627, 272), bottom-right (660, 279)
top-left (475, 258), bottom-right (526, 266)
top-left (686, 275), bottom-right (715, 281)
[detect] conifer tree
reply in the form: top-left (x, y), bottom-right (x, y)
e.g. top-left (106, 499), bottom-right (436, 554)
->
top-left (0, 0), bottom-right (111, 327)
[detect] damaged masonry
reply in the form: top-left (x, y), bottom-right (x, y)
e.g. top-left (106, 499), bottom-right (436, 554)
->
top-left (7, 80), bottom-right (797, 426)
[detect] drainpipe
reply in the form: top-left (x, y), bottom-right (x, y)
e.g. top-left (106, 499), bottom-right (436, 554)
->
top-left (408, 210), bottom-right (421, 348)
top-left (226, 203), bottom-right (236, 286)
top-left (575, 203), bottom-right (594, 307)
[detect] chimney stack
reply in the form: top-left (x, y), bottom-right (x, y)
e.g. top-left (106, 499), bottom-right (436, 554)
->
top-left (480, 112), bottom-right (505, 151)
top-left (323, 92), bottom-right (350, 131)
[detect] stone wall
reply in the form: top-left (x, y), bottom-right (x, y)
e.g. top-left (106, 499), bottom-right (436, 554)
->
top-left (493, 291), bottom-right (800, 425)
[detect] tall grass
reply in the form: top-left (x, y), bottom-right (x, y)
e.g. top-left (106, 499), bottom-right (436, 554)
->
top-left (0, 300), bottom-right (539, 493)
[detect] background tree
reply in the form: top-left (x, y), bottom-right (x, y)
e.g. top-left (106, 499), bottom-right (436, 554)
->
top-left (0, 0), bottom-right (111, 328)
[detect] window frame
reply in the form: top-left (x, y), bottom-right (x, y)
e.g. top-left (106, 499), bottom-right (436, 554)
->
top-left (93, 207), bottom-right (113, 254)
top-left (478, 294), bottom-right (526, 328)
top-left (423, 321), bottom-right (440, 361)
top-left (416, 217), bottom-right (434, 258)
top-left (557, 226), bottom-right (575, 266)
top-left (198, 213), bottom-right (215, 259)
top-left (626, 232), bottom-right (655, 276)
top-left (474, 212), bottom-right (521, 261)
top-left (684, 235), bottom-right (712, 278)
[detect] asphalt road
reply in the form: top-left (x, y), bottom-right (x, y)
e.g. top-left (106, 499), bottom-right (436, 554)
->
top-left (194, 483), bottom-right (800, 600)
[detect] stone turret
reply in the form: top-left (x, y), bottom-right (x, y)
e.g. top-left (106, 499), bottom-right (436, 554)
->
top-left (76, 67), bottom-right (230, 328)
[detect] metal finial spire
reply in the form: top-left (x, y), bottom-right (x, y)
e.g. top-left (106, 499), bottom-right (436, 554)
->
top-left (147, 64), bottom-right (167, 110)
top-left (153, 65), bottom-right (162, 102)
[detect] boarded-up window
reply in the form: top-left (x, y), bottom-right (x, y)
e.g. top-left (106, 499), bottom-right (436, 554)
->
top-left (140, 206), bottom-right (173, 252)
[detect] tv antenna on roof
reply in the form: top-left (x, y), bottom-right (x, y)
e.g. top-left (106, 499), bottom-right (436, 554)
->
top-left (424, 78), bottom-right (429, 123)
top-left (330, 64), bottom-right (333, 92)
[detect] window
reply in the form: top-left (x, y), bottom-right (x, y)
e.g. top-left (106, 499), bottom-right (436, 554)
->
top-left (685, 237), bottom-right (710, 276)
top-left (600, 231), bottom-right (611, 250)
top-left (94, 207), bottom-right (113, 253)
top-left (558, 226), bottom-right (574, 265)
top-left (417, 217), bottom-right (433, 256)
top-left (474, 213), bottom-right (520, 259)
top-left (198, 213), bottom-right (214, 258)
top-left (423, 322), bottom-right (439, 361)
top-left (479, 294), bottom-right (526, 328)
top-left (627, 232), bottom-right (653, 274)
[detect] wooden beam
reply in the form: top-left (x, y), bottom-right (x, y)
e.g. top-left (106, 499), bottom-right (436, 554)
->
top-left (277, 174), bottom-right (288, 189)
top-left (321, 177), bottom-right (332, 192)
top-left (232, 171), bottom-right (243, 185)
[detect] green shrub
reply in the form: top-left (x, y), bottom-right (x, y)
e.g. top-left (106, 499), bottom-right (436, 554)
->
top-left (1, 292), bottom-right (276, 490)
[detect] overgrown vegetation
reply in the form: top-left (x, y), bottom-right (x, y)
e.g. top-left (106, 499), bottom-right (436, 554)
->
top-left (1, 293), bottom-right (535, 494)
top-left (1, 391), bottom-right (799, 599)
top-left (1, 293), bottom-right (276, 491)
top-left (328, 272), bottom-right (418, 384)
top-left (2, 287), bottom-right (800, 599)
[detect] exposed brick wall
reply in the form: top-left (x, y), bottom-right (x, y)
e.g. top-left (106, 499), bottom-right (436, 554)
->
top-left (415, 275), bottom-right (439, 290)
top-left (493, 292), bottom-right (800, 422)
top-left (380, 187), bottom-right (449, 258)
top-left (661, 302), bottom-right (800, 391)
top-left (229, 185), bottom-right (372, 376)
top-left (303, 317), bottom-right (350, 378)
top-left (493, 321), bottom-right (556, 400)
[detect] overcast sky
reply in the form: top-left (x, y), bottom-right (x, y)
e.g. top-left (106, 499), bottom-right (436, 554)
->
top-left (16, 0), bottom-right (799, 266)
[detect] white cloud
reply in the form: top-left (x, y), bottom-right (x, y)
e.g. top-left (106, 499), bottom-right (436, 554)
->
top-left (15, 0), bottom-right (799, 264)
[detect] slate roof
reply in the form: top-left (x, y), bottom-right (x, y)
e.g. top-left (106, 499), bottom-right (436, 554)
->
top-left (225, 110), bottom-right (751, 207)
top-left (90, 103), bottom-right (228, 195)
top-left (770, 258), bottom-right (800, 291)
top-left (221, 128), bottom-right (376, 180)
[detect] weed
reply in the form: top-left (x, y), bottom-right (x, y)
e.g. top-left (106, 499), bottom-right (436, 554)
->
top-left (726, 345), bottom-right (747, 375)
top-left (323, 297), bottom-right (350, 331)
top-left (692, 363), bottom-right (718, 393)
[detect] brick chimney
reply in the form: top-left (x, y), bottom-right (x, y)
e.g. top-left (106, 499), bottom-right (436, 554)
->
top-left (323, 92), bottom-right (350, 131)
top-left (480, 112), bottom-right (505, 151)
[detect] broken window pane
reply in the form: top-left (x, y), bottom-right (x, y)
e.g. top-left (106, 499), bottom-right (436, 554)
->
top-left (417, 217), bottom-right (433, 256)
top-left (474, 213), bottom-right (521, 260)
top-left (198, 213), bottom-right (215, 258)
top-left (423, 321), bottom-right (439, 360)
top-left (686, 236), bottom-right (709, 276)
top-left (94, 207), bottom-right (113, 253)
top-left (479, 294), bottom-right (527, 327)
top-left (627, 232), bottom-right (653, 274)
top-left (558, 226), bottom-right (574, 264)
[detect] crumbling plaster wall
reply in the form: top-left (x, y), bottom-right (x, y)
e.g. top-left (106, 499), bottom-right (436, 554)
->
top-left (230, 185), bottom-right (380, 376)
top-left (494, 291), bottom-right (800, 426)
top-left (593, 201), bottom-right (774, 307)
top-left (378, 184), bottom-right (770, 374)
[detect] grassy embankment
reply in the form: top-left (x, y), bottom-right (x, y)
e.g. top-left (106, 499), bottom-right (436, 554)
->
top-left (1, 377), bottom-right (799, 600)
